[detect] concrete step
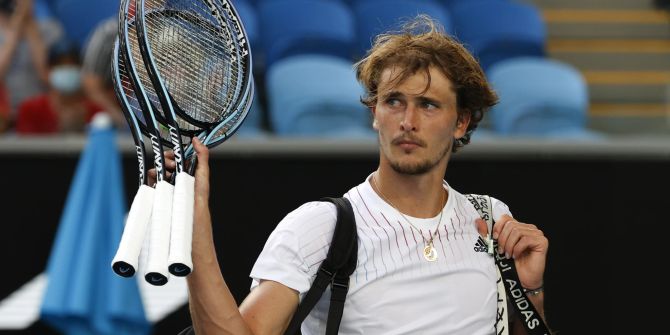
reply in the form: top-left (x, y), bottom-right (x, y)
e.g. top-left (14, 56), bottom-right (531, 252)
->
top-left (528, 0), bottom-right (656, 10)
top-left (548, 39), bottom-right (670, 71)
top-left (543, 9), bottom-right (670, 39)
top-left (585, 70), bottom-right (670, 104)
top-left (589, 115), bottom-right (670, 135)
top-left (591, 103), bottom-right (668, 117)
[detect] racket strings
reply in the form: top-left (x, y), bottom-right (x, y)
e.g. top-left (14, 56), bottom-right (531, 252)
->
top-left (148, 15), bottom-right (235, 123)
top-left (118, 54), bottom-right (147, 126)
top-left (143, 0), bottom-right (244, 125)
top-left (205, 80), bottom-right (254, 146)
top-left (128, 16), bottom-right (201, 137)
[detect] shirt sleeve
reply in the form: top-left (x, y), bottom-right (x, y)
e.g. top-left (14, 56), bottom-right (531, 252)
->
top-left (490, 197), bottom-right (513, 221)
top-left (249, 201), bottom-right (337, 295)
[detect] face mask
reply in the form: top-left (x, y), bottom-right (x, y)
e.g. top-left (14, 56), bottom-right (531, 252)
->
top-left (49, 65), bottom-right (82, 94)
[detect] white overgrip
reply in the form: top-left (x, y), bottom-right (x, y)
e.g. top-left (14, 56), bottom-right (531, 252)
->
top-left (111, 184), bottom-right (155, 277)
top-left (168, 172), bottom-right (195, 276)
top-left (145, 180), bottom-right (174, 285)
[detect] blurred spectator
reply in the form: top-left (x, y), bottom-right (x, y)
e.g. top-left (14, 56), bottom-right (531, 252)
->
top-left (81, 16), bottom-right (126, 129)
top-left (15, 38), bottom-right (103, 135)
top-left (0, 81), bottom-right (8, 132)
top-left (0, 0), bottom-right (53, 122)
top-left (0, 0), bottom-right (30, 131)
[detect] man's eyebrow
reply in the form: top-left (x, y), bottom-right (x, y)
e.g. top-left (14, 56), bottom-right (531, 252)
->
top-left (417, 96), bottom-right (441, 104)
top-left (381, 91), bottom-right (403, 99)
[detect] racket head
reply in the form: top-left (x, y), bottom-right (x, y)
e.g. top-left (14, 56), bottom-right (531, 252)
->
top-left (138, 0), bottom-right (253, 136)
top-left (120, 0), bottom-right (173, 182)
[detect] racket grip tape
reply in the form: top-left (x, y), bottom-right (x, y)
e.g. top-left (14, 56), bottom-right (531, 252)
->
top-left (168, 172), bottom-right (195, 276)
top-left (111, 184), bottom-right (155, 277)
top-left (145, 180), bottom-right (174, 286)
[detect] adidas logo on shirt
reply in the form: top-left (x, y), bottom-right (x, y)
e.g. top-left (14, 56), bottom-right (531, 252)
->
top-left (473, 236), bottom-right (488, 253)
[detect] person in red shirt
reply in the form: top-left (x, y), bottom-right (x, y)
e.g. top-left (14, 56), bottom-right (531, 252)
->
top-left (0, 83), bottom-right (8, 132)
top-left (15, 38), bottom-right (102, 134)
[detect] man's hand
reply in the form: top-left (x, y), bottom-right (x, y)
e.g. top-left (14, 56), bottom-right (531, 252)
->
top-left (475, 215), bottom-right (548, 289)
top-left (147, 150), bottom-right (177, 186)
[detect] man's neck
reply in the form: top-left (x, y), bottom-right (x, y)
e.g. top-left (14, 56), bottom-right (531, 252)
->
top-left (372, 166), bottom-right (447, 218)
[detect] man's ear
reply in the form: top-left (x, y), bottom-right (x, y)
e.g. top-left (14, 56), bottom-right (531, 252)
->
top-left (454, 111), bottom-right (471, 139)
top-left (371, 106), bottom-right (379, 130)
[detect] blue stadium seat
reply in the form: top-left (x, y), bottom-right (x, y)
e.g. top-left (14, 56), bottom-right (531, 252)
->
top-left (266, 55), bottom-right (373, 137)
top-left (450, 0), bottom-right (546, 71)
top-left (258, 0), bottom-right (356, 68)
top-left (235, 80), bottom-right (267, 138)
top-left (488, 57), bottom-right (603, 139)
top-left (353, 0), bottom-right (452, 57)
top-left (234, 0), bottom-right (260, 49)
top-left (50, 0), bottom-right (118, 48)
top-left (34, 0), bottom-right (55, 20)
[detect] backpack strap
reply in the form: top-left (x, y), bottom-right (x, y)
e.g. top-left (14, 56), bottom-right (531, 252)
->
top-left (284, 197), bottom-right (358, 335)
top-left (465, 194), bottom-right (552, 335)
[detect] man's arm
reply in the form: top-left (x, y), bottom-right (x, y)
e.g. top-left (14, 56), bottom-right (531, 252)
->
top-left (475, 215), bottom-right (550, 335)
top-left (185, 138), bottom-right (300, 335)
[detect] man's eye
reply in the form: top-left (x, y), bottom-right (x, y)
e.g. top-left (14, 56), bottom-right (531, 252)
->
top-left (386, 98), bottom-right (401, 107)
top-left (421, 101), bottom-right (439, 109)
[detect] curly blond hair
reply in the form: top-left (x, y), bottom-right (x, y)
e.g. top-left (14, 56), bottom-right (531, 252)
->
top-left (355, 15), bottom-right (498, 151)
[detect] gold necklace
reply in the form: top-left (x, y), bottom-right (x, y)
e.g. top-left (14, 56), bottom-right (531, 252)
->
top-left (372, 173), bottom-right (445, 262)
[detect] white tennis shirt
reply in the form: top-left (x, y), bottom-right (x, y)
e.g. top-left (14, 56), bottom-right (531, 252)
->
top-left (250, 173), bottom-right (513, 335)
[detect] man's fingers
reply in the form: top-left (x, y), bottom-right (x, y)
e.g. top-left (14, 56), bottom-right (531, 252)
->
top-left (193, 137), bottom-right (209, 176)
top-left (492, 214), bottom-right (513, 239)
top-left (147, 168), bottom-right (157, 186)
top-left (192, 137), bottom-right (210, 203)
top-left (163, 150), bottom-right (176, 171)
top-left (496, 218), bottom-right (545, 258)
top-left (475, 218), bottom-right (488, 238)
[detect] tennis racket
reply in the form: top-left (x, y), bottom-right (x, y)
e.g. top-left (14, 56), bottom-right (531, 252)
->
top-left (118, 0), bottom-right (178, 286)
top-left (110, 38), bottom-right (155, 279)
top-left (110, 3), bottom-right (195, 282)
top-left (136, 0), bottom-right (253, 278)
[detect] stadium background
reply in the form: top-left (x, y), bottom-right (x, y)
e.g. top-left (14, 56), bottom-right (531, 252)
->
top-left (1, 0), bottom-right (669, 334)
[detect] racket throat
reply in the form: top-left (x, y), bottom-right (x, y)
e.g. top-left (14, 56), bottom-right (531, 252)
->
top-left (169, 126), bottom-right (184, 174)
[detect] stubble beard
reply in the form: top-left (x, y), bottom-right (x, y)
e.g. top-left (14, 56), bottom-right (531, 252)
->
top-left (388, 138), bottom-right (453, 175)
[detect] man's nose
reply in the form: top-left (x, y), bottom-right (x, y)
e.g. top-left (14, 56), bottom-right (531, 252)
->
top-left (400, 104), bottom-right (419, 132)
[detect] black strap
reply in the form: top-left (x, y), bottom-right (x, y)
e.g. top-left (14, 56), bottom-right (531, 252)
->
top-left (284, 197), bottom-right (358, 335)
top-left (465, 194), bottom-right (552, 335)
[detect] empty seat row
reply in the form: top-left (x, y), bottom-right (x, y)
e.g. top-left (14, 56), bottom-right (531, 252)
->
top-left (237, 0), bottom-right (546, 72)
top-left (46, 0), bottom-right (599, 139)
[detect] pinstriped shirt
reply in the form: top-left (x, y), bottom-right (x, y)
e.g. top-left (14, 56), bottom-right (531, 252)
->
top-left (251, 173), bottom-right (513, 335)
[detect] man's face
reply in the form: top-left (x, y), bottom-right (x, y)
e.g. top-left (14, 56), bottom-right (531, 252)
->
top-left (372, 66), bottom-right (469, 175)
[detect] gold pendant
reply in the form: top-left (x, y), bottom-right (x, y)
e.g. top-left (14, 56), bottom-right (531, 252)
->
top-left (423, 244), bottom-right (437, 262)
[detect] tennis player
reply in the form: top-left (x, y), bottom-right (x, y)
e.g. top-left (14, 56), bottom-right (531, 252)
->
top-left (162, 15), bottom-right (549, 335)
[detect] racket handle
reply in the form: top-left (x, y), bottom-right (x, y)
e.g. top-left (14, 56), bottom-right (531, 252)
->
top-left (168, 172), bottom-right (195, 276)
top-left (145, 180), bottom-right (174, 286)
top-left (111, 184), bottom-right (155, 277)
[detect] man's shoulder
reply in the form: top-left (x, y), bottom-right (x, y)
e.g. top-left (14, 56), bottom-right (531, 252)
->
top-left (277, 200), bottom-right (338, 234)
top-left (276, 179), bottom-right (365, 235)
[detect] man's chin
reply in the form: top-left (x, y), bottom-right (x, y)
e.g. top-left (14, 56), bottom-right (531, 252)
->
top-left (389, 159), bottom-right (434, 175)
